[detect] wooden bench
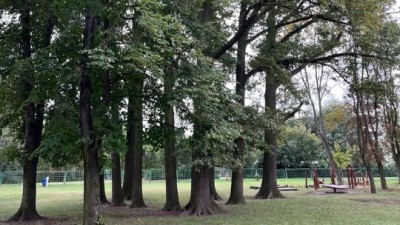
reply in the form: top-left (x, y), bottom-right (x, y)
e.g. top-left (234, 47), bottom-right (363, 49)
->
top-left (249, 186), bottom-right (298, 191)
top-left (321, 184), bottom-right (349, 193)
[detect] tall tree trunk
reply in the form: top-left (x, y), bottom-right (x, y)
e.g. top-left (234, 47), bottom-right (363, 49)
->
top-left (162, 74), bottom-right (181, 211)
top-left (255, 136), bottom-right (284, 199)
top-left (10, 153), bottom-right (42, 221)
top-left (181, 88), bottom-right (223, 216)
top-left (130, 75), bottom-right (146, 208)
top-left (392, 142), bottom-right (400, 184)
top-left (10, 104), bottom-right (44, 220)
top-left (10, 1), bottom-right (52, 220)
top-left (80, 9), bottom-right (101, 225)
top-left (382, 69), bottom-right (400, 184)
top-left (98, 11), bottom-right (112, 205)
top-left (255, 80), bottom-right (284, 199)
top-left (110, 84), bottom-right (125, 206)
top-left (227, 139), bottom-right (245, 204)
top-left (210, 167), bottom-right (222, 201)
top-left (227, 2), bottom-right (248, 205)
top-left (123, 101), bottom-right (134, 200)
top-left (353, 87), bottom-right (377, 194)
top-left (181, 166), bottom-right (223, 216)
top-left (363, 160), bottom-right (377, 193)
top-left (370, 93), bottom-right (388, 190)
top-left (377, 161), bottom-right (388, 190)
top-left (302, 66), bottom-right (343, 184)
top-left (99, 168), bottom-right (109, 204)
top-left (111, 151), bottom-right (125, 206)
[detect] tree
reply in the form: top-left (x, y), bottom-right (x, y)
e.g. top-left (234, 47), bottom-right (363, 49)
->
top-left (162, 64), bottom-right (181, 211)
top-left (330, 0), bottom-right (394, 193)
top-left (0, 0), bottom-right (54, 221)
top-left (179, 0), bottom-right (272, 214)
top-left (277, 124), bottom-right (323, 168)
top-left (301, 66), bottom-right (344, 184)
top-left (79, 4), bottom-right (102, 224)
top-left (376, 21), bottom-right (400, 184)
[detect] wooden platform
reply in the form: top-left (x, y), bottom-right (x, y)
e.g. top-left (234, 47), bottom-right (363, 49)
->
top-left (321, 184), bottom-right (349, 193)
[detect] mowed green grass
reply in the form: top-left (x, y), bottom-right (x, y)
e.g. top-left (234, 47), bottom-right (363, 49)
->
top-left (1, 178), bottom-right (400, 224)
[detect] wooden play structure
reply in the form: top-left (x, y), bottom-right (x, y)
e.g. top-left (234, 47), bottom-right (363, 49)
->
top-left (306, 166), bottom-right (369, 192)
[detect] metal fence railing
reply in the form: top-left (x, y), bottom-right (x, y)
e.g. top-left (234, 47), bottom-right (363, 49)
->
top-left (0, 167), bottom-right (398, 185)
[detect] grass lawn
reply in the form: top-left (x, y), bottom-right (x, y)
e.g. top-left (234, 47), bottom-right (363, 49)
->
top-left (1, 178), bottom-right (400, 224)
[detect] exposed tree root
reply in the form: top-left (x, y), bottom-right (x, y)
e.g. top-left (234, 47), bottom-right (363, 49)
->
top-left (9, 208), bottom-right (45, 222)
top-left (100, 198), bottom-right (110, 205)
top-left (226, 196), bottom-right (246, 205)
top-left (162, 202), bottom-right (182, 212)
top-left (130, 199), bottom-right (147, 208)
top-left (180, 201), bottom-right (224, 216)
top-left (111, 202), bottom-right (126, 207)
top-left (255, 188), bottom-right (285, 199)
top-left (211, 191), bottom-right (223, 201)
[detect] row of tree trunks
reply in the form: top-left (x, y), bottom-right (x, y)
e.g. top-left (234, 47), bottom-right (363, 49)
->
top-left (352, 72), bottom-right (377, 194)
top-left (369, 91), bottom-right (388, 190)
top-left (382, 71), bottom-right (400, 183)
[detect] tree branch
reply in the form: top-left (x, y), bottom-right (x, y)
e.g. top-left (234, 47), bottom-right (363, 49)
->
top-left (283, 101), bottom-right (304, 121)
top-left (211, 0), bottom-right (269, 60)
top-left (279, 52), bottom-right (377, 66)
top-left (279, 19), bottom-right (315, 43)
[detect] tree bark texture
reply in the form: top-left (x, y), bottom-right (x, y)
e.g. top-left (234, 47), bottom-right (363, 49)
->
top-left (353, 83), bottom-right (377, 194)
top-left (392, 142), bottom-right (400, 184)
top-left (226, 139), bottom-right (245, 204)
top-left (377, 161), bottom-right (388, 190)
top-left (80, 9), bottom-right (101, 225)
top-left (181, 167), bottom-right (223, 216)
top-left (210, 167), bottom-right (222, 201)
top-left (130, 75), bottom-right (146, 208)
top-left (227, 2), bottom-right (248, 205)
top-left (382, 71), bottom-right (400, 184)
top-left (10, 1), bottom-right (51, 221)
top-left (370, 93), bottom-right (388, 190)
top-left (162, 74), bottom-right (181, 211)
top-left (123, 101), bottom-right (134, 200)
top-left (110, 83), bottom-right (125, 206)
top-left (255, 80), bottom-right (284, 199)
top-left (111, 151), bottom-right (126, 206)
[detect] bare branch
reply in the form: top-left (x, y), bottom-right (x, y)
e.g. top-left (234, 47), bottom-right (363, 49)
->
top-left (283, 101), bottom-right (304, 121)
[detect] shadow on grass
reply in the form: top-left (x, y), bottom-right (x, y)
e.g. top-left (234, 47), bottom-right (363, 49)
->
top-left (0, 217), bottom-right (76, 225)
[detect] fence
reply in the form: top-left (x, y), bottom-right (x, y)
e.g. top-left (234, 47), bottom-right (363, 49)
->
top-left (0, 167), bottom-right (398, 185)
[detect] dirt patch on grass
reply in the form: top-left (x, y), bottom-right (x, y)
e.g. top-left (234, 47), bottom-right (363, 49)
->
top-left (352, 198), bottom-right (400, 205)
top-left (0, 217), bottom-right (76, 225)
top-left (0, 202), bottom-right (231, 224)
top-left (310, 187), bottom-right (369, 196)
top-left (102, 204), bottom-right (181, 219)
